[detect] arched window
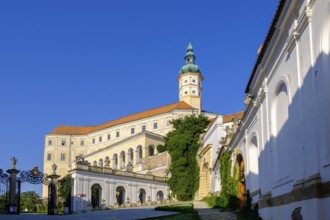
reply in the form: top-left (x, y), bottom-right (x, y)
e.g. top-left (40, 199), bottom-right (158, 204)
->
top-left (93, 161), bottom-right (97, 167)
top-left (249, 135), bottom-right (259, 192)
top-left (128, 148), bottom-right (134, 163)
top-left (98, 158), bottom-right (103, 167)
top-left (271, 83), bottom-right (292, 182)
top-left (148, 145), bottom-right (155, 156)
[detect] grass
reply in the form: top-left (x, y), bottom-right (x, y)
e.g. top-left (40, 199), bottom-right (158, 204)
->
top-left (138, 203), bottom-right (200, 220)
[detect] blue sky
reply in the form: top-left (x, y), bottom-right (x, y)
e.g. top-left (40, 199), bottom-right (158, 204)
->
top-left (0, 1), bottom-right (278, 195)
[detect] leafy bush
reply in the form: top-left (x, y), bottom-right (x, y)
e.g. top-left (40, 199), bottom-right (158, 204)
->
top-left (157, 144), bottom-right (167, 153)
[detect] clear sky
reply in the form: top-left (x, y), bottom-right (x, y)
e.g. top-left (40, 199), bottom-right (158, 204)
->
top-left (0, 1), bottom-right (279, 195)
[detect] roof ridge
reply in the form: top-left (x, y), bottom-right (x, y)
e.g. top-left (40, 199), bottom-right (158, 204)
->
top-left (50, 101), bottom-right (194, 135)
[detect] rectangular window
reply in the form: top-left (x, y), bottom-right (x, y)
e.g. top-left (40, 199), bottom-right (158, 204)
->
top-left (99, 136), bottom-right (102, 142)
top-left (167, 120), bottom-right (171, 126)
top-left (60, 153), bottom-right (66, 161)
top-left (80, 140), bottom-right (84, 146)
top-left (107, 134), bottom-right (111, 140)
top-left (48, 140), bottom-right (52, 146)
top-left (142, 125), bottom-right (146, 131)
top-left (153, 122), bottom-right (158, 129)
top-left (61, 140), bottom-right (66, 146)
top-left (92, 138), bottom-right (95, 144)
top-left (131, 128), bottom-right (135, 134)
top-left (116, 131), bottom-right (120, 138)
top-left (47, 153), bottom-right (51, 161)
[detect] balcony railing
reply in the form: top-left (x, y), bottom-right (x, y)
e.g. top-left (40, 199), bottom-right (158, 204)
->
top-left (74, 163), bottom-right (167, 182)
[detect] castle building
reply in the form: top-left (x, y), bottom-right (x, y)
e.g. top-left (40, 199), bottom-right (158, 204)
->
top-left (42, 43), bottom-right (238, 198)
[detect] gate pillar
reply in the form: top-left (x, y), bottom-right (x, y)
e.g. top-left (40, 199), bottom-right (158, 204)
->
top-left (6, 157), bottom-right (20, 214)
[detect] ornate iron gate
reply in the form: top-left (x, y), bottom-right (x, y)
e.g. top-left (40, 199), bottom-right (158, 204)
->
top-left (1, 158), bottom-right (66, 215)
top-left (20, 165), bottom-right (60, 215)
top-left (0, 169), bottom-right (9, 214)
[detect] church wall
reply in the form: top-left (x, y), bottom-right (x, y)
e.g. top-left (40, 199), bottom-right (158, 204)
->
top-left (228, 0), bottom-right (330, 218)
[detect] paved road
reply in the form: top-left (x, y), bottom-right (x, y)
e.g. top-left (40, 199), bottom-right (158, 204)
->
top-left (193, 201), bottom-right (236, 220)
top-left (0, 207), bottom-right (177, 220)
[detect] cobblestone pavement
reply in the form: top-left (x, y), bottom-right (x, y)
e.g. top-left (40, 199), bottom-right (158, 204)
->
top-left (193, 201), bottom-right (237, 220)
top-left (0, 207), bottom-right (177, 220)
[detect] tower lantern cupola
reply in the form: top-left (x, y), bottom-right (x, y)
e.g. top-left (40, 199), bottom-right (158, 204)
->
top-left (178, 42), bottom-right (204, 114)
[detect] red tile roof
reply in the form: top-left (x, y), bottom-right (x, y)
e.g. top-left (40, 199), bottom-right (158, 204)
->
top-left (50, 101), bottom-right (194, 135)
top-left (223, 111), bottom-right (244, 123)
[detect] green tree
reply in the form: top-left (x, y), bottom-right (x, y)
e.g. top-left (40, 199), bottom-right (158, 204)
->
top-left (57, 174), bottom-right (72, 208)
top-left (20, 191), bottom-right (42, 212)
top-left (165, 115), bottom-right (209, 201)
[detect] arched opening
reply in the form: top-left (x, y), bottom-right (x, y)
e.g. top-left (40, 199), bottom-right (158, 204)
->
top-left (235, 154), bottom-right (245, 207)
top-left (136, 145), bottom-right (143, 164)
top-left (156, 191), bottom-right (164, 202)
top-left (138, 188), bottom-right (146, 204)
top-left (91, 184), bottom-right (102, 208)
top-left (249, 136), bottom-right (259, 192)
top-left (115, 186), bottom-right (125, 206)
top-left (120, 151), bottom-right (126, 169)
top-left (271, 83), bottom-right (292, 181)
top-left (112, 154), bottom-right (118, 169)
top-left (148, 145), bottom-right (155, 156)
top-left (98, 158), bottom-right (103, 167)
top-left (198, 156), bottom-right (210, 199)
top-left (128, 148), bottom-right (134, 163)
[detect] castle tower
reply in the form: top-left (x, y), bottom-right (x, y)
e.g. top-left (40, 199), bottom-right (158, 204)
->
top-left (178, 42), bottom-right (204, 114)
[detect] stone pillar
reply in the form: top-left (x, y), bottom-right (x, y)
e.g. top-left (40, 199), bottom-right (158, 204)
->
top-left (109, 181), bottom-right (115, 207)
top-left (144, 147), bottom-right (148, 158)
top-left (135, 149), bottom-right (141, 164)
top-left (105, 179), bottom-right (110, 207)
top-left (6, 168), bottom-right (20, 214)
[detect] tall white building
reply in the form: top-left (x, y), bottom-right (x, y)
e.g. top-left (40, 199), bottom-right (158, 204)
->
top-left (226, 0), bottom-right (330, 219)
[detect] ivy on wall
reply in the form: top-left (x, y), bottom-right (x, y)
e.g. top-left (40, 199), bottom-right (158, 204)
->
top-left (164, 115), bottom-right (210, 201)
